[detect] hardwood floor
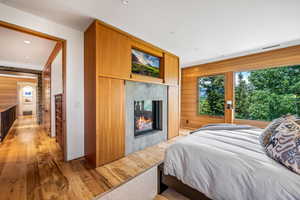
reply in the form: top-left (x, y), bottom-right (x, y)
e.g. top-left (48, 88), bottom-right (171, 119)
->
top-left (0, 117), bottom-right (190, 200)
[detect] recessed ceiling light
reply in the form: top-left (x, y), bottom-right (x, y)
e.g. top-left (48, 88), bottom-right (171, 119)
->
top-left (122, 0), bottom-right (129, 5)
top-left (24, 40), bottom-right (31, 44)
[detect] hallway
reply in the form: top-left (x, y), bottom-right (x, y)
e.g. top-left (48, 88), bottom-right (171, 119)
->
top-left (0, 117), bottom-right (70, 199)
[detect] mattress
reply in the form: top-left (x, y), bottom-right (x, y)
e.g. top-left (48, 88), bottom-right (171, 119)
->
top-left (164, 129), bottom-right (300, 200)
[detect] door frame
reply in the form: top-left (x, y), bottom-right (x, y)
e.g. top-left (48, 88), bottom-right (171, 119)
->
top-left (0, 20), bottom-right (68, 161)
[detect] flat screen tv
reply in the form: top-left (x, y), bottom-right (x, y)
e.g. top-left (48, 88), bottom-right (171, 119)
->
top-left (131, 48), bottom-right (160, 78)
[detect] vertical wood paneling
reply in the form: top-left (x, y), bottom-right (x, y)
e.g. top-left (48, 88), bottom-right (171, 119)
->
top-left (98, 24), bottom-right (131, 79)
top-left (0, 77), bottom-right (17, 106)
top-left (97, 77), bottom-right (125, 166)
top-left (84, 22), bottom-right (97, 167)
top-left (84, 20), bottom-right (180, 168)
top-left (225, 72), bottom-right (234, 123)
top-left (168, 86), bottom-right (179, 139)
top-left (0, 76), bottom-right (36, 107)
top-left (42, 68), bottom-right (51, 135)
top-left (180, 75), bottom-right (225, 129)
top-left (164, 53), bottom-right (180, 85)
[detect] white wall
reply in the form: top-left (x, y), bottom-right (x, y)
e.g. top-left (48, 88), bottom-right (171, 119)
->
top-left (17, 82), bottom-right (37, 116)
top-left (51, 50), bottom-right (63, 137)
top-left (0, 3), bottom-right (84, 160)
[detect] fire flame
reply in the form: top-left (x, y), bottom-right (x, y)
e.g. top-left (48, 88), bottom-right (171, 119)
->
top-left (136, 116), bottom-right (153, 130)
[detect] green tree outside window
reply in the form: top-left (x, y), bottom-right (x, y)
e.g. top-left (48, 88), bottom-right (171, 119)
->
top-left (198, 75), bottom-right (225, 116)
top-left (235, 65), bottom-right (300, 121)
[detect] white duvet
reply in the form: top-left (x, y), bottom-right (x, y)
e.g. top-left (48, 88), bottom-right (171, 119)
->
top-left (164, 129), bottom-right (300, 200)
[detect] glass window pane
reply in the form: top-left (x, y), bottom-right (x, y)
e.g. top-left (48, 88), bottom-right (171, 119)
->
top-left (235, 65), bottom-right (300, 121)
top-left (198, 75), bottom-right (225, 116)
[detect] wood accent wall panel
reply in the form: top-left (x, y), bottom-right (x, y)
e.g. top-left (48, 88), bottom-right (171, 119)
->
top-left (84, 22), bottom-right (97, 167)
top-left (97, 77), bottom-right (125, 165)
top-left (225, 72), bottom-right (234, 123)
top-left (84, 20), bottom-right (180, 168)
top-left (168, 86), bottom-right (180, 139)
top-left (0, 76), bottom-right (36, 107)
top-left (164, 53), bottom-right (180, 85)
top-left (183, 45), bottom-right (300, 78)
top-left (0, 77), bottom-right (17, 106)
top-left (97, 24), bottom-right (131, 79)
top-left (42, 68), bottom-right (51, 135)
top-left (181, 75), bottom-right (225, 129)
top-left (181, 45), bottom-right (300, 129)
top-left (55, 94), bottom-right (64, 153)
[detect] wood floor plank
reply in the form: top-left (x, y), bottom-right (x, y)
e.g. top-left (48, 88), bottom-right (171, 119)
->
top-left (0, 117), bottom-right (190, 200)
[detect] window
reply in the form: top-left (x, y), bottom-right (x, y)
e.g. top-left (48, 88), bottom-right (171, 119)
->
top-left (198, 74), bottom-right (225, 116)
top-left (235, 65), bottom-right (300, 121)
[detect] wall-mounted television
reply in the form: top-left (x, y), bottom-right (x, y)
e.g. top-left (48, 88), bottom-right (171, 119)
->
top-left (131, 48), bottom-right (161, 78)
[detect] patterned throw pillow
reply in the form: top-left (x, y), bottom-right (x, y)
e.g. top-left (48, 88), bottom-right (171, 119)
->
top-left (265, 119), bottom-right (300, 174)
top-left (259, 115), bottom-right (296, 147)
top-left (296, 118), bottom-right (300, 126)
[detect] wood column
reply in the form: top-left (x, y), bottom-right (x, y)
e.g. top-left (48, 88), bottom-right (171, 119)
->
top-left (225, 72), bottom-right (234, 123)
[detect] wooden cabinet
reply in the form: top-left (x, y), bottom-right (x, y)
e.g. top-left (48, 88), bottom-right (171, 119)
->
top-left (164, 53), bottom-right (180, 85)
top-left (85, 20), bottom-right (180, 168)
top-left (97, 77), bottom-right (125, 165)
top-left (55, 94), bottom-right (64, 154)
top-left (98, 25), bottom-right (131, 79)
top-left (85, 22), bottom-right (126, 167)
top-left (168, 86), bottom-right (180, 139)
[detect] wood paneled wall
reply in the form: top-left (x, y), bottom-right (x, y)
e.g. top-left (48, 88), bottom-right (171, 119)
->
top-left (85, 20), bottom-right (180, 167)
top-left (97, 77), bottom-right (125, 165)
top-left (181, 45), bottom-right (300, 129)
top-left (168, 86), bottom-right (180, 139)
top-left (0, 76), bottom-right (36, 107)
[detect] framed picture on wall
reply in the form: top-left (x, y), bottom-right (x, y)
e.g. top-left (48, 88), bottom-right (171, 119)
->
top-left (24, 97), bottom-right (33, 103)
top-left (23, 86), bottom-right (33, 104)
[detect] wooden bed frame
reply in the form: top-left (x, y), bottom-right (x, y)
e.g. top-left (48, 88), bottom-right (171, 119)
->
top-left (158, 163), bottom-right (211, 200)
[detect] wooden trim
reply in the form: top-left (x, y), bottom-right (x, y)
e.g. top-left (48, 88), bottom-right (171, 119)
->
top-left (234, 119), bottom-right (269, 128)
top-left (131, 41), bottom-right (163, 58)
top-left (0, 20), bottom-right (64, 42)
top-left (130, 73), bottom-right (164, 84)
top-left (0, 20), bottom-right (68, 161)
top-left (44, 42), bottom-right (62, 71)
top-left (97, 73), bottom-right (165, 85)
top-left (225, 72), bottom-right (234, 123)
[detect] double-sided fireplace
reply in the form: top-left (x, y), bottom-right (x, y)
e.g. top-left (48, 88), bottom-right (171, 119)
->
top-left (134, 100), bottom-right (162, 137)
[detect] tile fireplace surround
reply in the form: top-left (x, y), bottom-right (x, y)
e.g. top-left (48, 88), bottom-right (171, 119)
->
top-left (125, 81), bottom-right (168, 155)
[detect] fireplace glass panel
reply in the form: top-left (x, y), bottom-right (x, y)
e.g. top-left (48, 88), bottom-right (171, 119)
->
top-left (134, 100), bottom-right (162, 136)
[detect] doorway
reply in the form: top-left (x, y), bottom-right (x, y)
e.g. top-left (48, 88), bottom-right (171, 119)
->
top-left (0, 20), bottom-right (67, 160)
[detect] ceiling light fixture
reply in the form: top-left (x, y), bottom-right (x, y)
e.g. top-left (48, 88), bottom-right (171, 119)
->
top-left (122, 0), bottom-right (129, 5)
top-left (24, 40), bottom-right (31, 44)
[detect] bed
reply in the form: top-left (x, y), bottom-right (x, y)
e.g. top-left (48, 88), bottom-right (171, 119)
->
top-left (160, 128), bottom-right (300, 200)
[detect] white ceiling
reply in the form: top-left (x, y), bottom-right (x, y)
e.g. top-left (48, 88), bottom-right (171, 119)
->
top-left (2, 0), bottom-right (300, 67)
top-left (0, 26), bottom-right (56, 70)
